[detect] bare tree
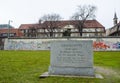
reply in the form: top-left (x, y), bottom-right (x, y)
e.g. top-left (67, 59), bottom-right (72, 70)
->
top-left (71, 5), bottom-right (97, 36)
top-left (39, 13), bottom-right (62, 37)
top-left (27, 27), bottom-right (37, 37)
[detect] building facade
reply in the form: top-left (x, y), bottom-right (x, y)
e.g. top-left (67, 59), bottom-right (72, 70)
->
top-left (106, 13), bottom-right (120, 36)
top-left (19, 20), bottom-right (106, 38)
top-left (0, 24), bottom-right (23, 38)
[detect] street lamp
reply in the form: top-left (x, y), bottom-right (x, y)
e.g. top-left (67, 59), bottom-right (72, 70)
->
top-left (8, 20), bottom-right (13, 38)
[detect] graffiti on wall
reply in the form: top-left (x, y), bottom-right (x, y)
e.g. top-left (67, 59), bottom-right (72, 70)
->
top-left (93, 38), bottom-right (120, 51)
top-left (112, 42), bottom-right (120, 49)
top-left (5, 40), bottom-right (50, 50)
top-left (6, 41), bottom-right (37, 50)
top-left (93, 41), bottom-right (110, 50)
top-left (4, 38), bottom-right (120, 51)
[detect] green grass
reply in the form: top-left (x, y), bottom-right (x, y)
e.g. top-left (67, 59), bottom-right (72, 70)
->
top-left (0, 51), bottom-right (120, 83)
top-left (94, 52), bottom-right (120, 69)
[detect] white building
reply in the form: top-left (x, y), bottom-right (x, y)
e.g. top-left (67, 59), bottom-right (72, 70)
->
top-left (19, 20), bottom-right (106, 38)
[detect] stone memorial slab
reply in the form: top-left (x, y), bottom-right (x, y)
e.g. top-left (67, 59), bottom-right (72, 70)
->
top-left (49, 40), bottom-right (95, 76)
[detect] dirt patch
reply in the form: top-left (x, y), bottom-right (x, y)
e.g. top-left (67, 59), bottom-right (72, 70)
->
top-left (95, 66), bottom-right (120, 78)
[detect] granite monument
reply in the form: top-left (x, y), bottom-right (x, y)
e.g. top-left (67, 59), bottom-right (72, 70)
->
top-left (48, 40), bottom-right (95, 76)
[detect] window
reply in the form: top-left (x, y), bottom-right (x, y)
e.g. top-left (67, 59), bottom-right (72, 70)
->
top-left (10, 33), bottom-right (15, 36)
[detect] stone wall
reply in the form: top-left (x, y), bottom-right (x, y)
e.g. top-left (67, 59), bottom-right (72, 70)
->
top-left (0, 38), bottom-right (4, 50)
top-left (4, 37), bottom-right (120, 51)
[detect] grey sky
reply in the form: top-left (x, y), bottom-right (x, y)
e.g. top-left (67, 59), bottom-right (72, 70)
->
top-left (0, 0), bottom-right (120, 29)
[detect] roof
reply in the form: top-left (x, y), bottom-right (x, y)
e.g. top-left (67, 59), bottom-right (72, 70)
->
top-left (19, 24), bottom-right (42, 29)
top-left (0, 29), bottom-right (23, 37)
top-left (117, 21), bottom-right (120, 26)
top-left (42, 20), bottom-right (105, 28)
top-left (0, 24), bottom-right (14, 29)
top-left (83, 20), bottom-right (105, 28)
top-left (19, 20), bottom-right (105, 29)
top-left (106, 21), bottom-right (120, 36)
top-left (109, 21), bottom-right (120, 29)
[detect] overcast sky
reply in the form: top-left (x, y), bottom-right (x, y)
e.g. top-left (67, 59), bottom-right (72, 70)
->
top-left (0, 0), bottom-right (120, 29)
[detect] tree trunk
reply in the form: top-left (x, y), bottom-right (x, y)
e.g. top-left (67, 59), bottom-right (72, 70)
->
top-left (78, 26), bottom-right (83, 37)
top-left (50, 32), bottom-right (54, 37)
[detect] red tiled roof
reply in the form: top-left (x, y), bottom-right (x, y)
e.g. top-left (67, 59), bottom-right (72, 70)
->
top-left (83, 20), bottom-right (105, 28)
top-left (19, 24), bottom-right (42, 29)
top-left (43, 20), bottom-right (105, 28)
top-left (18, 20), bottom-right (105, 29)
top-left (0, 29), bottom-right (23, 37)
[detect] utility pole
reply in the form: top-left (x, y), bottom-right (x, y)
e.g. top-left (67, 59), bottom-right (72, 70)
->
top-left (8, 20), bottom-right (12, 38)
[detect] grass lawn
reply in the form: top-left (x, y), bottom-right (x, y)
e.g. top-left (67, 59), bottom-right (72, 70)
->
top-left (0, 51), bottom-right (120, 83)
